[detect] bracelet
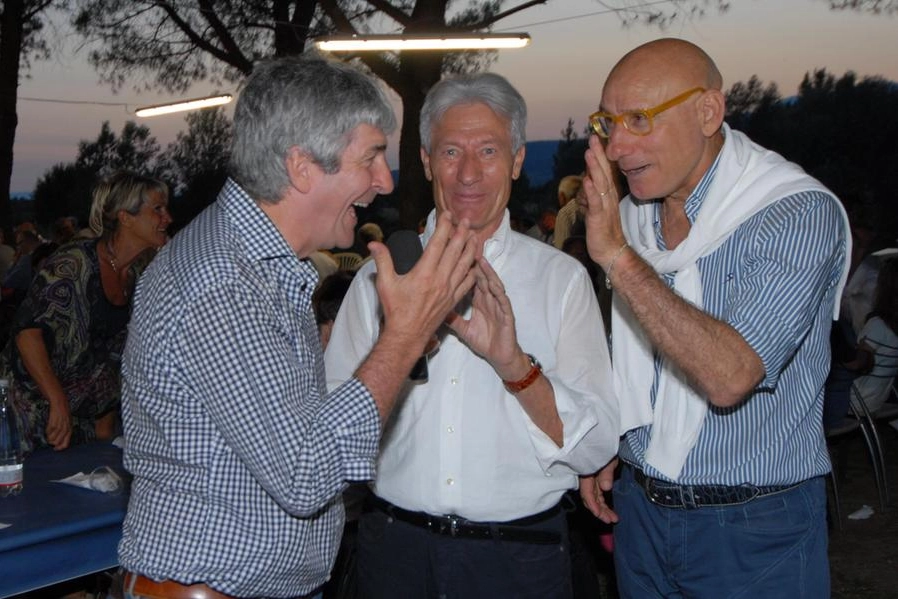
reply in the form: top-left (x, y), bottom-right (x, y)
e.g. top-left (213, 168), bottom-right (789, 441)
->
top-left (604, 243), bottom-right (629, 290)
top-left (502, 354), bottom-right (542, 394)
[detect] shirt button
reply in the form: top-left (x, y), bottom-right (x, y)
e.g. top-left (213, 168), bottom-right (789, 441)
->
top-left (446, 478), bottom-right (454, 486)
top-left (450, 377), bottom-right (458, 385)
top-left (447, 426), bottom-right (454, 434)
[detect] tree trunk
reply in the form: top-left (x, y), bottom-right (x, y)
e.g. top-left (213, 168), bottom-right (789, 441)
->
top-left (394, 50), bottom-right (442, 230)
top-left (0, 0), bottom-right (26, 228)
top-left (380, 0), bottom-right (448, 229)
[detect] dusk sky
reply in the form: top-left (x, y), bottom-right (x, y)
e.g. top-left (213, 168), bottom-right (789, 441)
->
top-left (11, 0), bottom-right (898, 193)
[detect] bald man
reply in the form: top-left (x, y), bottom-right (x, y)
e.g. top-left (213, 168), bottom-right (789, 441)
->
top-left (578, 38), bottom-right (850, 597)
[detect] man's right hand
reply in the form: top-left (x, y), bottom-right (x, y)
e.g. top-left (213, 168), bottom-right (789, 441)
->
top-left (357, 212), bottom-right (477, 421)
top-left (371, 211), bottom-right (477, 351)
top-left (580, 458), bottom-right (620, 524)
top-left (581, 134), bottom-right (628, 270)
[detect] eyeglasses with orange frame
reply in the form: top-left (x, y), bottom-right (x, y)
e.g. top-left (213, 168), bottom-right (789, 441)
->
top-left (588, 87), bottom-right (706, 138)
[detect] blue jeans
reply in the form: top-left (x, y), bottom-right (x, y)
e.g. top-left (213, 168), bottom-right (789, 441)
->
top-left (613, 466), bottom-right (829, 599)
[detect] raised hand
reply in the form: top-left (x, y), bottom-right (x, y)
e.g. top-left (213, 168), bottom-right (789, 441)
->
top-left (371, 211), bottom-right (477, 355)
top-left (358, 212), bottom-right (480, 421)
top-left (446, 256), bottom-right (523, 381)
top-left (581, 134), bottom-right (628, 269)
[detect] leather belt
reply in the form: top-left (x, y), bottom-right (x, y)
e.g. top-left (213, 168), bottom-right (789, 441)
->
top-left (368, 495), bottom-right (562, 545)
top-left (123, 571), bottom-right (234, 599)
top-left (630, 466), bottom-right (802, 509)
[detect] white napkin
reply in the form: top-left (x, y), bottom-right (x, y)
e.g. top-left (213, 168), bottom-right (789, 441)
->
top-left (848, 505), bottom-right (874, 520)
top-left (52, 466), bottom-right (123, 494)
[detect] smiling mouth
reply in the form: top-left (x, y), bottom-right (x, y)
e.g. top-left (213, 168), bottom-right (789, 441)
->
top-left (621, 165), bottom-right (649, 178)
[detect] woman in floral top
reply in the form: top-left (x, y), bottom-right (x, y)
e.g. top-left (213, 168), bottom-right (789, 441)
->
top-left (2, 171), bottom-right (172, 451)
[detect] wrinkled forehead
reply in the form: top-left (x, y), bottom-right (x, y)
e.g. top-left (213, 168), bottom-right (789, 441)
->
top-left (601, 54), bottom-right (694, 112)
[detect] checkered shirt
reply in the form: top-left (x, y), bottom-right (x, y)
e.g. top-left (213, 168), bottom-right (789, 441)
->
top-left (118, 179), bottom-right (380, 597)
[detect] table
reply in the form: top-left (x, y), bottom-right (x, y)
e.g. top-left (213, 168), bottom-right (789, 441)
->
top-left (0, 442), bottom-right (129, 598)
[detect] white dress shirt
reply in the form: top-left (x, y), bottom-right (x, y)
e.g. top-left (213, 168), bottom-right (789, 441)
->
top-left (325, 210), bottom-right (619, 522)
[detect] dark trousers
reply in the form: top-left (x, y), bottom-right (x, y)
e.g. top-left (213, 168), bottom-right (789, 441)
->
top-left (356, 505), bottom-right (573, 599)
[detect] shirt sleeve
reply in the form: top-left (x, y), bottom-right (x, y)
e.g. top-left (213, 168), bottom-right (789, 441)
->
top-left (172, 278), bottom-right (380, 517)
top-left (522, 265), bottom-right (620, 475)
top-left (11, 246), bottom-right (92, 374)
top-left (726, 192), bottom-right (848, 390)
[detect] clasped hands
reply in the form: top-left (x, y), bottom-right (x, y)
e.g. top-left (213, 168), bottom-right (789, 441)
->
top-left (369, 211), bottom-right (527, 380)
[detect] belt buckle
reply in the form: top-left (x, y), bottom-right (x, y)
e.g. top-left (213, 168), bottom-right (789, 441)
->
top-left (448, 515), bottom-right (460, 537)
top-left (435, 515), bottom-right (461, 536)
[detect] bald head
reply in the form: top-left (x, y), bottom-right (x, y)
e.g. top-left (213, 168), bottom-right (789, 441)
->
top-left (598, 38), bottom-right (727, 203)
top-left (605, 38), bottom-right (722, 99)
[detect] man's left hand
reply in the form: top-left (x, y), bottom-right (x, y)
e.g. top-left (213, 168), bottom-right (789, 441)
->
top-left (446, 256), bottom-right (524, 380)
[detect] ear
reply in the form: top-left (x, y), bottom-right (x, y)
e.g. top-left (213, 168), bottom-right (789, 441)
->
top-left (698, 89), bottom-right (726, 137)
top-left (511, 145), bottom-right (526, 180)
top-left (420, 147), bottom-right (433, 181)
top-left (286, 146), bottom-right (315, 194)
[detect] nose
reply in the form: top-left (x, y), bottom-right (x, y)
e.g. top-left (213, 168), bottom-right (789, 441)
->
top-left (457, 152), bottom-right (481, 185)
top-left (161, 208), bottom-right (173, 227)
top-left (372, 154), bottom-right (394, 194)
top-left (604, 125), bottom-right (631, 163)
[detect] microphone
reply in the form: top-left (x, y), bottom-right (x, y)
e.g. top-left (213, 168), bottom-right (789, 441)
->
top-left (385, 230), bottom-right (428, 382)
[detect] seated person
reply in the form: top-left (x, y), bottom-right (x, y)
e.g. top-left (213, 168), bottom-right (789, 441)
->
top-left (824, 258), bottom-right (898, 427)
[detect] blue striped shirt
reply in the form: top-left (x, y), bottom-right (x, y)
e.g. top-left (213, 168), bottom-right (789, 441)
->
top-left (620, 156), bottom-right (848, 486)
top-left (118, 179), bottom-right (381, 597)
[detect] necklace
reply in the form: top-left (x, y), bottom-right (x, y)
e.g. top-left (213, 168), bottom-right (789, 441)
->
top-left (104, 241), bottom-right (130, 300)
top-left (105, 241), bottom-right (119, 273)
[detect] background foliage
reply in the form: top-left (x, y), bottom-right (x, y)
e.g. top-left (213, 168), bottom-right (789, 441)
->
top-left (23, 68), bottom-right (898, 249)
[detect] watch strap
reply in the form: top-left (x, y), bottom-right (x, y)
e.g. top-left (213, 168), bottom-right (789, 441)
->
top-left (502, 354), bottom-right (542, 393)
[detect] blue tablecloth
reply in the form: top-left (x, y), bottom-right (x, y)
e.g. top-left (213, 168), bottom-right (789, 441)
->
top-left (0, 442), bottom-right (129, 598)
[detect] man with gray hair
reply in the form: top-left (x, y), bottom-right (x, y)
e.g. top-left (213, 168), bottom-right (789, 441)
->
top-left (118, 55), bottom-right (478, 598)
top-left (325, 72), bottom-right (619, 598)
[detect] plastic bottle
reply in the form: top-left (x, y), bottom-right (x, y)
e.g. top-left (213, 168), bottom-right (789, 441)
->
top-left (0, 378), bottom-right (23, 496)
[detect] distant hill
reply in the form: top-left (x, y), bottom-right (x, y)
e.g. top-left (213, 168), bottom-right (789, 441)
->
top-left (10, 191), bottom-right (32, 201)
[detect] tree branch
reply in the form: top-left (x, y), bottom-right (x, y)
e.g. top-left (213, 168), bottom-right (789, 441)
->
top-left (361, 0), bottom-right (413, 27)
top-left (473, 0), bottom-right (549, 29)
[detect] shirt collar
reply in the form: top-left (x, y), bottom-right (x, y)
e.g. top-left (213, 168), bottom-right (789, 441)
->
top-left (219, 178), bottom-right (317, 282)
top-left (653, 138), bottom-right (725, 235)
top-left (421, 208), bottom-right (512, 262)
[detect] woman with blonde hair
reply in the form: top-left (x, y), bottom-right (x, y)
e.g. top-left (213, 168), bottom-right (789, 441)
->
top-left (2, 171), bottom-right (172, 451)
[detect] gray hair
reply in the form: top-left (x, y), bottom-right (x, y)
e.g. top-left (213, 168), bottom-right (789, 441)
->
top-left (88, 171), bottom-right (169, 238)
top-left (419, 72), bottom-right (526, 154)
top-left (230, 54), bottom-right (397, 203)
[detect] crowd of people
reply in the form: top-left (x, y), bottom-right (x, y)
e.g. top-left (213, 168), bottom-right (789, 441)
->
top-left (2, 36), bottom-right (896, 599)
